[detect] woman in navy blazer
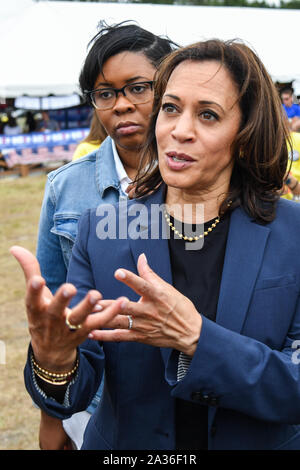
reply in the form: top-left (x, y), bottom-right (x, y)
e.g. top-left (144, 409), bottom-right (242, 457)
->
top-left (13, 39), bottom-right (300, 450)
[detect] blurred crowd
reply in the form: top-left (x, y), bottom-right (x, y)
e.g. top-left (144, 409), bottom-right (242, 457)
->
top-left (280, 86), bottom-right (300, 132)
top-left (279, 86), bottom-right (300, 201)
top-left (0, 105), bottom-right (92, 137)
top-left (0, 110), bottom-right (59, 136)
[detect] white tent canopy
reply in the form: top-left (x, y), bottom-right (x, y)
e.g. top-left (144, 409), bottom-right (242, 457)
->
top-left (0, 1), bottom-right (299, 98)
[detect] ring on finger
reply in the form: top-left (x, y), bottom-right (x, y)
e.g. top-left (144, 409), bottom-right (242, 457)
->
top-left (127, 315), bottom-right (133, 330)
top-left (65, 312), bottom-right (82, 331)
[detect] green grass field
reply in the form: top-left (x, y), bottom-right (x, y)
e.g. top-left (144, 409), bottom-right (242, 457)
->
top-left (0, 173), bottom-right (47, 449)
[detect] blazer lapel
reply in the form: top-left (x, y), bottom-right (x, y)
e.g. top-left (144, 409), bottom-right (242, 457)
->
top-left (216, 207), bottom-right (270, 333)
top-left (128, 186), bottom-right (173, 366)
top-left (128, 185), bottom-right (172, 284)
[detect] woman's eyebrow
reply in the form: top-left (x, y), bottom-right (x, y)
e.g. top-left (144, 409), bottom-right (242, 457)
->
top-left (94, 76), bottom-right (149, 88)
top-left (163, 93), bottom-right (180, 101)
top-left (199, 100), bottom-right (224, 113)
top-left (163, 95), bottom-right (225, 113)
top-left (125, 76), bottom-right (149, 83)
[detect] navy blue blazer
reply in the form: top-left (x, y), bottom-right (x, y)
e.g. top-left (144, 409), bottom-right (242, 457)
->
top-left (25, 187), bottom-right (300, 450)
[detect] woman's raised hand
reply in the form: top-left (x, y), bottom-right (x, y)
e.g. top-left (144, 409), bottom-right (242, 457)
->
top-left (89, 253), bottom-right (203, 356)
top-left (10, 246), bottom-right (126, 372)
top-left (11, 247), bottom-right (202, 361)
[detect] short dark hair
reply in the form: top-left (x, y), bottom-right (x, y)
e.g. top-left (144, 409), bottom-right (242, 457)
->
top-left (135, 39), bottom-right (291, 224)
top-left (280, 87), bottom-right (293, 97)
top-left (79, 21), bottom-right (178, 96)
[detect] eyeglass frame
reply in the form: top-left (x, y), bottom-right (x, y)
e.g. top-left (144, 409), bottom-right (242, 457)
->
top-left (85, 81), bottom-right (155, 110)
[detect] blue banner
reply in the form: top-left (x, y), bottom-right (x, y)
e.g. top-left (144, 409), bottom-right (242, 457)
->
top-left (0, 128), bottom-right (89, 154)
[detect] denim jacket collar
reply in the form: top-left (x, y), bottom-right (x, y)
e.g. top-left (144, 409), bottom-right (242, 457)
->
top-left (96, 137), bottom-right (120, 197)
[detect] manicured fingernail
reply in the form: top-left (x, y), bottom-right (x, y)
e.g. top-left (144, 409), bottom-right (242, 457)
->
top-left (142, 253), bottom-right (147, 264)
top-left (115, 269), bottom-right (126, 279)
top-left (89, 294), bottom-right (99, 305)
top-left (31, 279), bottom-right (41, 290)
top-left (121, 298), bottom-right (129, 309)
top-left (63, 289), bottom-right (71, 298)
top-left (93, 304), bottom-right (103, 311)
top-left (88, 332), bottom-right (94, 339)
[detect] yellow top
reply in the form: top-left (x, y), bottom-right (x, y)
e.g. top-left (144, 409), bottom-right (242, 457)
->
top-left (282, 132), bottom-right (300, 200)
top-left (72, 140), bottom-right (101, 161)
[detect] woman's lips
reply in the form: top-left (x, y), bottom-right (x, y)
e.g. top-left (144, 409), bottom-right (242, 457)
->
top-left (115, 122), bottom-right (141, 136)
top-left (165, 151), bottom-right (195, 170)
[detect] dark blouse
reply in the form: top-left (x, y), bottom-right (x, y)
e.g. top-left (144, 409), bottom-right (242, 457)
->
top-left (167, 211), bottom-right (231, 450)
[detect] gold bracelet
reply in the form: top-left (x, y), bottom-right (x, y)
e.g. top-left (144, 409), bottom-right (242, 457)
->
top-left (32, 364), bottom-right (75, 384)
top-left (33, 360), bottom-right (78, 380)
top-left (34, 369), bottom-right (69, 386)
top-left (31, 354), bottom-right (79, 379)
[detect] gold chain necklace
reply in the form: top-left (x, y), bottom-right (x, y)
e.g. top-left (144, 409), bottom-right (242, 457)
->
top-left (164, 201), bottom-right (232, 242)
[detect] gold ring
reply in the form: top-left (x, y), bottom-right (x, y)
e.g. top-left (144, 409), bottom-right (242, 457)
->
top-left (65, 312), bottom-right (82, 331)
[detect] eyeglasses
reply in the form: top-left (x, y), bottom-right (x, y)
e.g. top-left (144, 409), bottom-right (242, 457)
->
top-left (86, 81), bottom-right (154, 110)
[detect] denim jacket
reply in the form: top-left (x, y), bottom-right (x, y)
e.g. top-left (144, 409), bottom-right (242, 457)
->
top-left (36, 136), bottom-right (125, 413)
top-left (37, 136), bottom-right (126, 293)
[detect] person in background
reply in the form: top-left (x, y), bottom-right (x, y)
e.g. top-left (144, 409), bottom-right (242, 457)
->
top-left (3, 114), bottom-right (22, 136)
top-left (72, 111), bottom-right (106, 161)
top-left (280, 87), bottom-right (300, 132)
top-left (24, 111), bottom-right (37, 133)
top-left (37, 111), bottom-right (59, 132)
top-left (0, 115), bottom-right (6, 134)
top-left (12, 21), bottom-right (176, 450)
top-left (281, 131), bottom-right (300, 200)
top-left (12, 39), bottom-right (300, 450)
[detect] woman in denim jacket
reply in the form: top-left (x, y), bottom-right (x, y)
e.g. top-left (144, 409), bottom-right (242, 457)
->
top-left (30, 21), bottom-right (176, 449)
